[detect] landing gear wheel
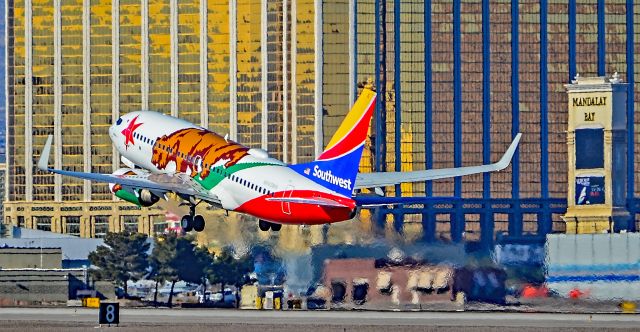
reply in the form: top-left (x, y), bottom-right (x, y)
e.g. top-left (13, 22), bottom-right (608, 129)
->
top-left (271, 223), bottom-right (282, 232)
top-left (181, 215), bottom-right (193, 232)
top-left (258, 220), bottom-right (270, 232)
top-left (193, 215), bottom-right (205, 232)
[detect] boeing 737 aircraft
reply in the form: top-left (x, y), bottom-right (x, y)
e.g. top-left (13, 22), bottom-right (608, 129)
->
top-left (38, 87), bottom-right (521, 232)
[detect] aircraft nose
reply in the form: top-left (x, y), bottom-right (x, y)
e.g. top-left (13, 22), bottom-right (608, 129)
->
top-left (110, 116), bottom-right (123, 139)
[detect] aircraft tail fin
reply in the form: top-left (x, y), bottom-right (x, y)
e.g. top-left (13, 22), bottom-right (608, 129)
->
top-left (290, 87), bottom-right (377, 197)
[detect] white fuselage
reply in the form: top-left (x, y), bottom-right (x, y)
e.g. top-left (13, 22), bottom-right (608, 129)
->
top-left (108, 111), bottom-right (354, 224)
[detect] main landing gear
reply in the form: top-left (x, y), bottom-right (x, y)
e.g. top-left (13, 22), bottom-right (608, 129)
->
top-left (181, 202), bottom-right (205, 232)
top-left (258, 220), bottom-right (282, 232)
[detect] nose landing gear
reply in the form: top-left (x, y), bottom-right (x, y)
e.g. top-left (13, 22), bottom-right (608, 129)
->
top-left (258, 220), bottom-right (282, 232)
top-left (181, 202), bottom-right (206, 232)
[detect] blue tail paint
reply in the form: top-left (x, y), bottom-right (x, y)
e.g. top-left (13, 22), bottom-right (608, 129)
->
top-left (290, 145), bottom-right (364, 197)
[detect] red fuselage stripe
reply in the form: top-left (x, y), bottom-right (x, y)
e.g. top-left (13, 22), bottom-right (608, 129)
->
top-left (235, 190), bottom-right (356, 225)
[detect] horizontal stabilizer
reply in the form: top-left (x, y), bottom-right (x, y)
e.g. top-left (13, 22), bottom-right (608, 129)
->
top-left (355, 133), bottom-right (522, 189)
top-left (354, 195), bottom-right (458, 207)
top-left (265, 196), bottom-right (349, 208)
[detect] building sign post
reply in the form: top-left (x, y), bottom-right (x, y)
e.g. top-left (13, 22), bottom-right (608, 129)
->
top-left (563, 74), bottom-right (630, 233)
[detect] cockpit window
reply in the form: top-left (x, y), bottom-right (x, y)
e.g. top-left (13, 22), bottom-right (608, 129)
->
top-left (116, 117), bottom-right (123, 125)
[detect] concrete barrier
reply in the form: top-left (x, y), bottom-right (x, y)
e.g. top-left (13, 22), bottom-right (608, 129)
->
top-left (545, 233), bottom-right (640, 300)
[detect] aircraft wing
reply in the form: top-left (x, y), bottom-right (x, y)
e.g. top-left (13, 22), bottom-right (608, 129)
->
top-left (37, 135), bottom-right (218, 204)
top-left (354, 133), bottom-right (521, 189)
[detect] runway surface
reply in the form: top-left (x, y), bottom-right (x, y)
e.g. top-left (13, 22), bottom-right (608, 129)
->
top-left (1, 307), bottom-right (639, 331)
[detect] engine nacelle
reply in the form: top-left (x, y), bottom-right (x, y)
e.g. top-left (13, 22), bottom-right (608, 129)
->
top-left (109, 168), bottom-right (160, 207)
top-left (137, 189), bottom-right (160, 207)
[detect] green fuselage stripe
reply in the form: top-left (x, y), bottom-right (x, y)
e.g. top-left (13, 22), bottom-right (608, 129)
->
top-left (194, 162), bottom-right (280, 191)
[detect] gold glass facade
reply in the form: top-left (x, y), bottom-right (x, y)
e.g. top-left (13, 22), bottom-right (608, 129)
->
top-left (206, 0), bottom-right (230, 135)
top-left (6, 0), bottom-right (324, 237)
top-left (322, 0), bottom-right (349, 153)
top-left (429, 1), bottom-right (454, 198)
top-left (397, 0), bottom-right (425, 197)
top-left (294, 0), bottom-right (316, 162)
top-left (90, 0), bottom-right (113, 201)
top-left (61, 0), bottom-right (84, 201)
top-left (266, 0), bottom-right (286, 159)
top-left (7, 0), bottom-right (26, 202)
top-left (119, 1), bottom-right (142, 114)
top-left (488, 1), bottom-right (513, 200)
top-left (548, 0), bottom-right (570, 200)
top-left (236, 0), bottom-right (262, 147)
top-left (148, 0), bottom-right (171, 115)
top-left (31, 0), bottom-right (55, 202)
top-left (355, 0), bottom-right (375, 175)
top-left (177, 0), bottom-right (200, 123)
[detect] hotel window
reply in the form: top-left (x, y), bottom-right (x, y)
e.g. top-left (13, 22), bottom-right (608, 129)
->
top-left (121, 215), bottom-right (139, 233)
top-left (93, 215), bottom-right (110, 238)
top-left (35, 216), bottom-right (52, 232)
top-left (65, 216), bottom-right (81, 236)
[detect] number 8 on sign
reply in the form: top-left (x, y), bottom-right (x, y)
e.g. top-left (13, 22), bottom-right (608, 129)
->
top-left (99, 302), bottom-right (119, 325)
top-left (105, 305), bottom-right (115, 322)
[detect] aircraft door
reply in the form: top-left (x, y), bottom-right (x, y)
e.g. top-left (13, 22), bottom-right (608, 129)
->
top-left (280, 185), bottom-right (293, 215)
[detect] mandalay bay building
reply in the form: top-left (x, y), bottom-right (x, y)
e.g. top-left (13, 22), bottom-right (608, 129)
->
top-left (8, 1), bottom-right (614, 242)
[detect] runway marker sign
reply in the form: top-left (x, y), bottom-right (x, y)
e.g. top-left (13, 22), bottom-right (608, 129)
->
top-left (99, 302), bottom-right (119, 325)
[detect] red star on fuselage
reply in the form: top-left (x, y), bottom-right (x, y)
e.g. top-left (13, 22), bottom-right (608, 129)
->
top-left (121, 115), bottom-right (143, 149)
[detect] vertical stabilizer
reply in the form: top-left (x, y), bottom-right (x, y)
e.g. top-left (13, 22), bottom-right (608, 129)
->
top-left (290, 87), bottom-right (377, 197)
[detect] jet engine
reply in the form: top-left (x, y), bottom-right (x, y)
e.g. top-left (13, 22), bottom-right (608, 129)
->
top-left (109, 168), bottom-right (161, 207)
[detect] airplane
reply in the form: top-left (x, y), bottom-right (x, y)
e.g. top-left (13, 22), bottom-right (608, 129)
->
top-left (38, 86), bottom-right (522, 232)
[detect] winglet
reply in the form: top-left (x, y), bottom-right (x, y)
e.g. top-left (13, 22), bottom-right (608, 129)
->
top-left (37, 135), bottom-right (53, 172)
top-left (495, 133), bottom-right (522, 170)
